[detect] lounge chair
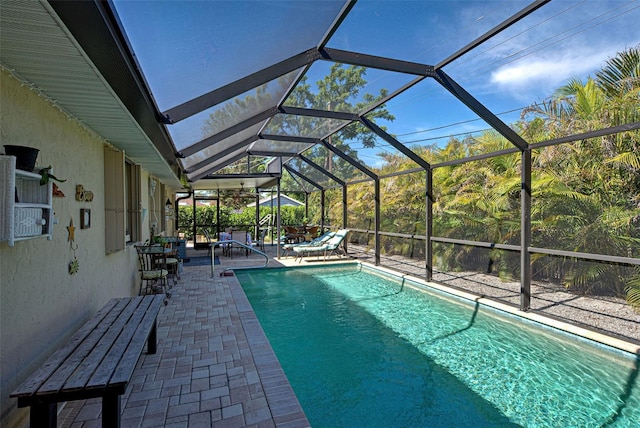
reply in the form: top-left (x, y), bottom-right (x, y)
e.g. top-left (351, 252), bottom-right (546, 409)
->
top-left (282, 230), bottom-right (335, 257)
top-left (292, 229), bottom-right (350, 262)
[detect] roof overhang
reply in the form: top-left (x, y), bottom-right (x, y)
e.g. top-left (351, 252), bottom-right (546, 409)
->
top-left (0, 0), bottom-right (183, 189)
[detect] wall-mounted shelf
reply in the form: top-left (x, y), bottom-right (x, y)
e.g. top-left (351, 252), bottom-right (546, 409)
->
top-left (1, 155), bottom-right (54, 246)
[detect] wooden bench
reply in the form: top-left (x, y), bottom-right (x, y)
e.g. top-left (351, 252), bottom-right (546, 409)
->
top-left (11, 295), bottom-right (165, 428)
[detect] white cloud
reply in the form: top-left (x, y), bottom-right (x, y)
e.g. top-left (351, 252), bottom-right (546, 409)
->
top-left (488, 44), bottom-right (631, 101)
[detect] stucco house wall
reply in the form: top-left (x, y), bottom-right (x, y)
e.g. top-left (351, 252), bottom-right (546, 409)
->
top-left (0, 69), bottom-right (165, 427)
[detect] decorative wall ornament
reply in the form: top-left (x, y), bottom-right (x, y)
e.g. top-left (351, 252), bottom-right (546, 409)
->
top-left (67, 217), bottom-right (79, 275)
top-left (38, 166), bottom-right (66, 185)
top-left (69, 257), bottom-right (79, 275)
top-left (67, 218), bottom-right (75, 242)
top-left (75, 184), bottom-right (94, 202)
top-left (52, 183), bottom-right (65, 197)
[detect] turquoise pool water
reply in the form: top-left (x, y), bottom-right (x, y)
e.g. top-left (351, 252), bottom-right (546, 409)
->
top-left (236, 264), bottom-right (639, 427)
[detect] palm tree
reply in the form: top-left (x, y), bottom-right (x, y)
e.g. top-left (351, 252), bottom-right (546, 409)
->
top-left (595, 45), bottom-right (640, 98)
top-left (520, 46), bottom-right (640, 298)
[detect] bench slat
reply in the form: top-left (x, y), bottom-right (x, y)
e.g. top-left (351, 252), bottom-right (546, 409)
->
top-left (61, 297), bottom-right (143, 392)
top-left (87, 296), bottom-right (155, 388)
top-left (10, 299), bottom-right (121, 398)
top-left (111, 295), bottom-right (164, 385)
top-left (35, 298), bottom-right (132, 396)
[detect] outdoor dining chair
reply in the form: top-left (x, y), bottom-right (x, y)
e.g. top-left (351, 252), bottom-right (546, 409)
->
top-left (135, 244), bottom-right (171, 304)
top-left (231, 230), bottom-right (251, 256)
top-left (284, 226), bottom-right (304, 243)
top-left (203, 229), bottom-right (213, 256)
top-left (164, 239), bottom-right (180, 286)
top-left (253, 228), bottom-right (266, 252)
top-left (304, 225), bottom-right (319, 241)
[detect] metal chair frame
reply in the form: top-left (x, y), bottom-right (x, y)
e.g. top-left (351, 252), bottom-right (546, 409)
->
top-left (135, 244), bottom-right (171, 303)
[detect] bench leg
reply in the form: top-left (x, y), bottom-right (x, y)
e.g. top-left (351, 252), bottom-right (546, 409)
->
top-left (147, 318), bottom-right (157, 354)
top-left (31, 403), bottom-right (56, 428)
top-left (102, 393), bottom-right (121, 428)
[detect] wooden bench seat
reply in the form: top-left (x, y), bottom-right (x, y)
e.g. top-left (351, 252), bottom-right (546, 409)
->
top-left (11, 295), bottom-right (164, 428)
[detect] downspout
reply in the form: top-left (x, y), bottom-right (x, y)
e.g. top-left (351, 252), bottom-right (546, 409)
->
top-left (175, 191), bottom-right (192, 233)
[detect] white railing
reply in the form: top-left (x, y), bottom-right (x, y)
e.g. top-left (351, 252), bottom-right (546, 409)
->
top-left (210, 240), bottom-right (269, 277)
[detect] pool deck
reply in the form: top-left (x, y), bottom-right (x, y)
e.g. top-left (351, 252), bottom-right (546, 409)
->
top-left (59, 241), bottom-right (639, 426)
top-left (60, 245), bottom-right (309, 427)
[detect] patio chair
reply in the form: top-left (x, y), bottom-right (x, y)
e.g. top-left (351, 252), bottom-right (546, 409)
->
top-left (231, 230), bottom-right (251, 256)
top-left (217, 230), bottom-right (233, 256)
top-left (253, 228), bottom-right (266, 252)
top-left (292, 229), bottom-right (350, 262)
top-left (135, 244), bottom-right (171, 303)
top-left (164, 239), bottom-right (180, 286)
top-left (203, 229), bottom-right (213, 256)
top-left (284, 226), bottom-right (304, 243)
top-left (282, 230), bottom-right (334, 257)
top-left (304, 225), bottom-right (319, 241)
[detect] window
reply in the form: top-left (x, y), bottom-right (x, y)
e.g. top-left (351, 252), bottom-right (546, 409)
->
top-left (125, 160), bottom-right (141, 243)
top-left (104, 147), bottom-right (140, 253)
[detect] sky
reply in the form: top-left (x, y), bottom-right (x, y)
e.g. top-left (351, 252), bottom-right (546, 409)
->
top-left (112, 0), bottom-right (640, 169)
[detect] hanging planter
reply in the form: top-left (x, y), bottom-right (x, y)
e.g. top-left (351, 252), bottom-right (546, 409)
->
top-left (3, 145), bottom-right (39, 172)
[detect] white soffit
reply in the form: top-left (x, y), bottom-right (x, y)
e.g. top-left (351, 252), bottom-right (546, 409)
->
top-left (190, 176), bottom-right (279, 191)
top-left (0, 0), bottom-right (182, 189)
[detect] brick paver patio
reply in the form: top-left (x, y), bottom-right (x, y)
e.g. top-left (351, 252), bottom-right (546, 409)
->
top-left (59, 246), bottom-right (308, 427)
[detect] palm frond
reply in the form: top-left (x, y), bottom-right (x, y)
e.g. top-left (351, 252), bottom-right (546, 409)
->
top-left (605, 151), bottom-right (640, 169)
top-left (624, 269), bottom-right (640, 312)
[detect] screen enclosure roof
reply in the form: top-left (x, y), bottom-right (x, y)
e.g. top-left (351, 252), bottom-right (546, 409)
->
top-left (47, 1), bottom-right (640, 191)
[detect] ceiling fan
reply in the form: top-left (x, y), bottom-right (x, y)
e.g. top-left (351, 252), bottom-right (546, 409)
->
top-left (237, 182), bottom-right (251, 197)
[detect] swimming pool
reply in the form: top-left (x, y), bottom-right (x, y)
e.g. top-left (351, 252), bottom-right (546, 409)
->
top-left (236, 264), bottom-right (639, 427)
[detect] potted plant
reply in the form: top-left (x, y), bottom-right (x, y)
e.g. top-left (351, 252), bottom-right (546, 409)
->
top-left (151, 235), bottom-right (167, 246)
top-left (3, 145), bottom-right (39, 172)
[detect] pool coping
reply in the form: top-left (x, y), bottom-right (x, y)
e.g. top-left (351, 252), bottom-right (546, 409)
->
top-left (225, 272), bottom-right (311, 427)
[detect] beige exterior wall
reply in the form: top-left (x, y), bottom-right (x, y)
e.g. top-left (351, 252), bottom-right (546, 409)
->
top-left (0, 70), bottom-right (172, 426)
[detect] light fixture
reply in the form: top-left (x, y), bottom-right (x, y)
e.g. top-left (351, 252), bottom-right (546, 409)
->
top-left (237, 182), bottom-right (249, 197)
top-left (165, 198), bottom-right (174, 219)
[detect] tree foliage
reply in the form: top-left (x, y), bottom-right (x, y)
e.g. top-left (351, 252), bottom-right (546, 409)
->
top-left (345, 46), bottom-right (640, 305)
top-left (283, 63), bottom-right (394, 186)
top-left (197, 45), bottom-right (640, 308)
top-left (178, 203), bottom-right (305, 240)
